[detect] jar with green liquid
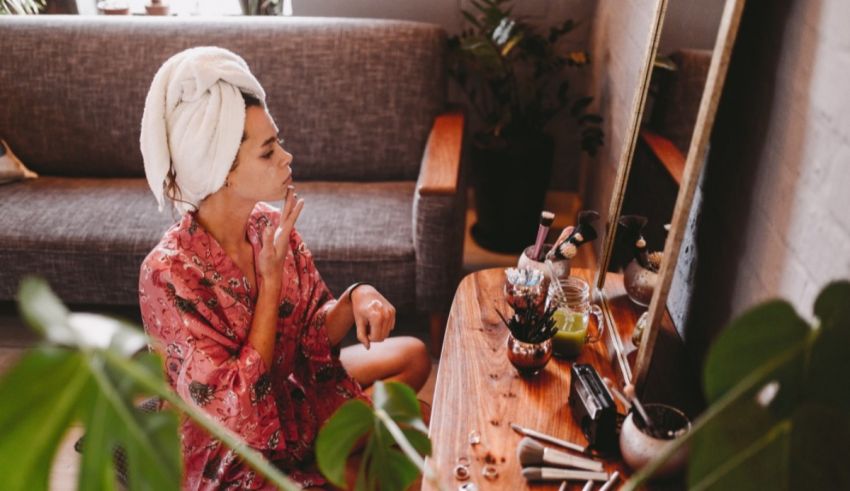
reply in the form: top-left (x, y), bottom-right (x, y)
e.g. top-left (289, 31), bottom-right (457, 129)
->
top-left (551, 277), bottom-right (605, 358)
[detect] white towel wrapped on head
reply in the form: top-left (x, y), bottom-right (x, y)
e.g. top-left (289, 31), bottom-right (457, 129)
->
top-left (140, 46), bottom-right (266, 214)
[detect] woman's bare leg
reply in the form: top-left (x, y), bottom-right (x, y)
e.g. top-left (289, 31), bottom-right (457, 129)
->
top-left (340, 336), bottom-right (432, 395)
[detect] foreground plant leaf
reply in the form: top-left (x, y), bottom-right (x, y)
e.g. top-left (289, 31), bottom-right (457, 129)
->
top-left (0, 347), bottom-right (92, 491)
top-left (316, 381), bottom-right (432, 491)
top-left (1, 277), bottom-right (300, 491)
top-left (625, 281), bottom-right (850, 490)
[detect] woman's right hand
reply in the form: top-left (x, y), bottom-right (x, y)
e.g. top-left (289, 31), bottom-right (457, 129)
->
top-left (257, 185), bottom-right (304, 291)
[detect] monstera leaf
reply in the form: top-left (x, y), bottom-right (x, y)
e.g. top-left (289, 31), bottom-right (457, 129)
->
top-left (316, 380), bottom-right (434, 491)
top-left (0, 277), bottom-right (300, 491)
top-left (625, 282), bottom-right (850, 490)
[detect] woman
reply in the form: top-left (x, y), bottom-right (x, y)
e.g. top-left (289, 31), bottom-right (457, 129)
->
top-left (138, 47), bottom-right (431, 490)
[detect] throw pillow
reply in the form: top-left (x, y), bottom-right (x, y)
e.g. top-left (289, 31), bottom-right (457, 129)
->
top-left (0, 139), bottom-right (38, 184)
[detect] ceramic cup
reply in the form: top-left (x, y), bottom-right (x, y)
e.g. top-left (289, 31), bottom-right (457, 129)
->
top-left (619, 403), bottom-right (691, 479)
top-left (517, 243), bottom-right (571, 281)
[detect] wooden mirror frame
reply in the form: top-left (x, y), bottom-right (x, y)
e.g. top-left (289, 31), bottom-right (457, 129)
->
top-left (594, 0), bottom-right (747, 390)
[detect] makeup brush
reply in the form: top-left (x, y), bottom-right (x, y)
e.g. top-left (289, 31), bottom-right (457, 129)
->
top-left (531, 211), bottom-right (556, 261)
top-left (510, 423), bottom-right (586, 453)
top-left (522, 467), bottom-right (609, 482)
top-left (602, 377), bottom-right (632, 411)
top-left (547, 210), bottom-right (600, 261)
top-left (517, 437), bottom-right (604, 472)
top-left (598, 471), bottom-right (620, 491)
top-left (617, 382), bottom-right (658, 438)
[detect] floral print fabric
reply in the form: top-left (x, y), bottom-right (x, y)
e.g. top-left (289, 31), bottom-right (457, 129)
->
top-left (139, 202), bottom-right (365, 489)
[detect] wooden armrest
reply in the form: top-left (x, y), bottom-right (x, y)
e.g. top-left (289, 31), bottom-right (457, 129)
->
top-left (417, 110), bottom-right (465, 196)
top-left (640, 129), bottom-right (685, 186)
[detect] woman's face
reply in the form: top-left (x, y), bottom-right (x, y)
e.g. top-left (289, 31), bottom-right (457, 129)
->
top-left (226, 106), bottom-right (293, 202)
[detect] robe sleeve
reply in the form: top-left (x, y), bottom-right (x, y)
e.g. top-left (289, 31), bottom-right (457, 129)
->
top-left (290, 229), bottom-right (338, 367)
top-left (139, 259), bottom-right (285, 452)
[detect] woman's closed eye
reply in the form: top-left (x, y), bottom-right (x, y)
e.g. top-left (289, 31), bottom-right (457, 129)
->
top-left (262, 137), bottom-right (285, 159)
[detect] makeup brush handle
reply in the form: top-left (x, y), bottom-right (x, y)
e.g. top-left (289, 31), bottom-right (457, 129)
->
top-left (524, 428), bottom-right (586, 453)
top-left (540, 468), bottom-right (609, 482)
top-left (543, 448), bottom-right (603, 472)
top-left (531, 225), bottom-right (550, 261)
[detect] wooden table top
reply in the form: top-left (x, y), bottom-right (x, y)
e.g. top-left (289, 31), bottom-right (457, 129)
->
top-left (424, 268), bottom-right (634, 491)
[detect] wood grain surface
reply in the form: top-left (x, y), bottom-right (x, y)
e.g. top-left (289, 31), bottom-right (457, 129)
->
top-left (424, 268), bottom-right (631, 491)
top-left (417, 110), bottom-right (465, 196)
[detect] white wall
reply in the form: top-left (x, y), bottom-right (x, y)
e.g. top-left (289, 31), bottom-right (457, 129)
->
top-left (657, 0), bottom-right (725, 54)
top-left (680, 0), bottom-right (850, 361)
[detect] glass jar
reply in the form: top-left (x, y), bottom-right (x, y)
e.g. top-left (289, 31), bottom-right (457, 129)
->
top-left (550, 277), bottom-right (605, 358)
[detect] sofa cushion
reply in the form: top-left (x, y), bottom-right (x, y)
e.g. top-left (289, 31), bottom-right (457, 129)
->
top-left (0, 17), bottom-right (445, 181)
top-left (0, 178), bottom-right (415, 309)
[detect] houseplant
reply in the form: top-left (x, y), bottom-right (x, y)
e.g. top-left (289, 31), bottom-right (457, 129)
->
top-left (625, 281), bottom-right (850, 489)
top-left (0, 277), bottom-right (433, 491)
top-left (448, 0), bottom-right (603, 253)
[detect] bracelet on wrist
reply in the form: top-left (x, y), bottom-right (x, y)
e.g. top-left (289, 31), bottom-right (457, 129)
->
top-left (347, 282), bottom-right (371, 303)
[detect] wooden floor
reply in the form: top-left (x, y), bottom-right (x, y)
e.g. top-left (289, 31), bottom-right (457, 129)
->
top-left (0, 190), bottom-right (587, 490)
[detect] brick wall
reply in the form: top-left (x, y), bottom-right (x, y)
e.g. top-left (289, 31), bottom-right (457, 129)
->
top-left (681, 0), bottom-right (850, 363)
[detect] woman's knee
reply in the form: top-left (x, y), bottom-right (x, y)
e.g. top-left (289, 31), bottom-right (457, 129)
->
top-left (399, 337), bottom-right (431, 389)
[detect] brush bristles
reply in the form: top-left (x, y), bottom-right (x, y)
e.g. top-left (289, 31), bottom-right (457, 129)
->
top-left (517, 437), bottom-right (545, 466)
top-left (540, 211), bottom-right (555, 227)
top-left (522, 467), bottom-right (544, 481)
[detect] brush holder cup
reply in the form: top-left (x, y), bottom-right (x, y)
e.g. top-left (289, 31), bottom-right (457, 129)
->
top-left (619, 403), bottom-right (691, 479)
top-left (506, 334), bottom-right (553, 377)
top-left (517, 244), bottom-right (571, 282)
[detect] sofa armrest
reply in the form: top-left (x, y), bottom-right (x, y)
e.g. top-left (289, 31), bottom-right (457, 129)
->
top-left (413, 110), bottom-right (466, 312)
top-left (417, 111), bottom-right (464, 196)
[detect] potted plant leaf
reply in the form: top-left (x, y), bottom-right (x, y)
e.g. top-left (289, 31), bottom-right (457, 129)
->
top-left (448, 0), bottom-right (603, 253)
top-left (0, 278), bottom-right (433, 491)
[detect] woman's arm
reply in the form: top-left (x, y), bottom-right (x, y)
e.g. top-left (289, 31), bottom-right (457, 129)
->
top-left (247, 283), bottom-right (282, 367)
top-left (250, 185), bottom-right (303, 367)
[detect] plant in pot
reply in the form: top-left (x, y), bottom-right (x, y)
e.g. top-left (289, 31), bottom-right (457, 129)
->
top-left (448, 0), bottom-right (603, 253)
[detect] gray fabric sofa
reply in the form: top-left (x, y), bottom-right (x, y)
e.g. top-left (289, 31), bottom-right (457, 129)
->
top-left (0, 16), bottom-right (465, 322)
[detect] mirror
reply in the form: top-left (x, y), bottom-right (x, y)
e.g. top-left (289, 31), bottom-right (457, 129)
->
top-left (594, 0), bottom-right (746, 390)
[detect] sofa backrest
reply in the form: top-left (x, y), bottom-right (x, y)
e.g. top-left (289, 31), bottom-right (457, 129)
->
top-left (0, 16), bottom-right (445, 181)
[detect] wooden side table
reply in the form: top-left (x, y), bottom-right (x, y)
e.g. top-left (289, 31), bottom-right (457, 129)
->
top-left (424, 268), bottom-right (631, 491)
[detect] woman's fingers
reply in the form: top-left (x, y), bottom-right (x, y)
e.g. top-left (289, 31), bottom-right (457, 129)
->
top-left (355, 315), bottom-right (370, 350)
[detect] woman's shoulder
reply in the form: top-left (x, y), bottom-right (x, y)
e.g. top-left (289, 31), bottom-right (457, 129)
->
top-left (140, 215), bottom-right (197, 278)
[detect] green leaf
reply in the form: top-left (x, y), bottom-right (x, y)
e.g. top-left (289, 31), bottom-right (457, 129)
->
top-left (688, 396), bottom-right (790, 491)
top-left (806, 282), bottom-right (850, 411)
top-left (373, 381), bottom-right (426, 433)
top-left (703, 301), bottom-right (809, 404)
top-left (0, 347), bottom-right (92, 491)
top-left (18, 276), bottom-right (71, 342)
top-left (789, 403), bottom-right (850, 489)
top-left (461, 10), bottom-right (482, 29)
top-left (570, 96), bottom-right (594, 117)
top-left (367, 423), bottom-right (420, 491)
top-left (579, 114), bottom-right (603, 125)
top-left (316, 399), bottom-right (374, 488)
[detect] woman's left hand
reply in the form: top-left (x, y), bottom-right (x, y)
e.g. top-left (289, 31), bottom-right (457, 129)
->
top-left (350, 286), bottom-right (396, 350)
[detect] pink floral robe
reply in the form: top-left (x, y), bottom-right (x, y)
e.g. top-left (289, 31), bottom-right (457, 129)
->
top-left (139, 202), bottom-right (366, 490)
